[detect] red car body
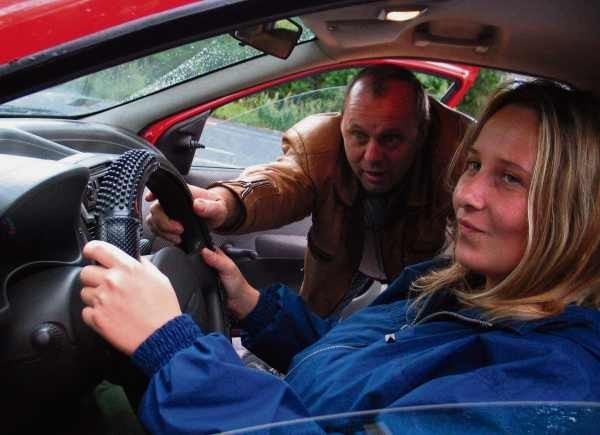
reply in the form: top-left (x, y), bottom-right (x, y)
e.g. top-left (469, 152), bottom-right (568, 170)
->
top-left (0, 0), bottom-right (200, 65)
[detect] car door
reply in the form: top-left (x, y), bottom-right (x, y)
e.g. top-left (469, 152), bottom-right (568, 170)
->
top-left (143, 61), bottom-right (478, 291)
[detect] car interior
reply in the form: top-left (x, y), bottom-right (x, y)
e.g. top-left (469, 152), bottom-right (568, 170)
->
top-left (0, 0), bottom-right (598, 432)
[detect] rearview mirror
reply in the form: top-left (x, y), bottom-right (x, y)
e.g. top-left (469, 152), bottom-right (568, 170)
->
top-left (231, 19), bottom-right (302, 60)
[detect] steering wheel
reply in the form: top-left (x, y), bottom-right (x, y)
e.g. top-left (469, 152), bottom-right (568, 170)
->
top-left (93, 149), bottom-right (229, 400)
top-left (96, 149), bottom-right (228, 335)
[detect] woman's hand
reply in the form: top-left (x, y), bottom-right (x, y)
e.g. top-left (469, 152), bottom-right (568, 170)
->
top-left (200, 247), bottom-right (260, 319)
top-left (80, 240), bottom-right (182, 356)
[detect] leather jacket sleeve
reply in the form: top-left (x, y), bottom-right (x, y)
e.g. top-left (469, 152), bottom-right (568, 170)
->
top-left (210, 123), bottom-right (318, 234)
top-left (210, 114), bottom-right (342, 234)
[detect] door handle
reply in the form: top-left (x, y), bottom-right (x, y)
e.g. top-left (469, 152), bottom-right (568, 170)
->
top-left (221, 243), bottom-right (258, 260)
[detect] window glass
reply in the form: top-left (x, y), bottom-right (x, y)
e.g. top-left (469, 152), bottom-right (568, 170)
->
top-left (235, 403), bottom-right (600, 434)
top-left (0, 18), bottom-right (315, 117)
top-left (415, 72), bottom-right (451, 101)
top-left (455, 68), bottom-right (541, 118)
top-left (194, 67), bottom-right (453, 169)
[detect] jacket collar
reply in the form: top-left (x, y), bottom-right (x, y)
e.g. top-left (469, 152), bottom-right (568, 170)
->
top-left (333, 145), bottom-right (359, 207)
top-left (402, 258), bottom-right (600, 338)
top-left (492, 305), bottom-right (600, 336)
top-left (411, 286), bottom-right (600, 339)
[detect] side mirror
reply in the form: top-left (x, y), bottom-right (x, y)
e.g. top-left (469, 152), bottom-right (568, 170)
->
top-left (231, 19), bottom-right (302, 60)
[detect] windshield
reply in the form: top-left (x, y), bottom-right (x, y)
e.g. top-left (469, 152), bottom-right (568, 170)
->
top-left (230, 402), bottom-right (600, 434)
top-left (0, 20), bottom-right (315, 117)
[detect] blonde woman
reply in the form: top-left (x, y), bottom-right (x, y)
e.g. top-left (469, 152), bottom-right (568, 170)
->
top-left (80, 81), bottom-right (600, 433)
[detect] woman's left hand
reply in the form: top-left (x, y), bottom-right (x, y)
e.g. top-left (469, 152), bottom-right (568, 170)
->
top-left (80, 240), bottom-right (182, 356)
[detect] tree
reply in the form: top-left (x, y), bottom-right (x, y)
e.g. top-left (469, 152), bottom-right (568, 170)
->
top-left (458, 69), bottom-right (508, 118)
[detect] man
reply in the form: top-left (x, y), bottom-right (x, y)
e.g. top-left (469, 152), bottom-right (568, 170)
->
top-left (147, 65), bottom-right (473, 316)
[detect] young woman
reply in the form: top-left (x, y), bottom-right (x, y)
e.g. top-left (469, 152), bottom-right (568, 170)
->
top-left (79, 81), bottom-right (600, 433)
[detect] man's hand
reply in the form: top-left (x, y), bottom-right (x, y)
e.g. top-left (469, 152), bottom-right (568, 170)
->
top-left (145, 185), bottom-right (237, 244)
top-left (80, 240), bottom-right (182, 356)
top-left (200, 247), bottom-right (259, 320)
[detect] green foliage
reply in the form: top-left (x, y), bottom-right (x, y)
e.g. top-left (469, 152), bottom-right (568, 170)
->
top-left (457, 69), bottom-right (509, 118)
top-left (263, 68), bottom-right (358, 100)
top-left (415, 72), bottom-right (450, 100)
top-left (213, 69), bottom-right (359, 131)
top-left (215, 87), bottom-right (347, 132)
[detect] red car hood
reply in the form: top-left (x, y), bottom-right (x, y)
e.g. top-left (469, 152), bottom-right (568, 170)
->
top-left (0, 0), bottom-right (201, 66)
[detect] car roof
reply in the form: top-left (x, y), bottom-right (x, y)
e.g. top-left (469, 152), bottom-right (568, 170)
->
top-left (302, 0), bottom-right (599, 94)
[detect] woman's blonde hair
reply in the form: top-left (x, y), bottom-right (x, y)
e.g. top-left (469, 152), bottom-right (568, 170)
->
top-left (412, 80), bottom-right (600, 320)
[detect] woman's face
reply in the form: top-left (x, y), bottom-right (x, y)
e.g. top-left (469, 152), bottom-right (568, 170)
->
top-left (453, 104), bottom-right (539, 288)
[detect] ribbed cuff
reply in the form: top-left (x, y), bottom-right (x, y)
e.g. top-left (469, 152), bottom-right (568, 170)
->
top-left (239, 284), bottom-right (282, 336)
top-left (132, 314), bottom-right (202, 377)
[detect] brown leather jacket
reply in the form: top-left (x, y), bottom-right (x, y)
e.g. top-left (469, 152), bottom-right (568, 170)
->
top-left (215, 98), bottom-right (473, 316)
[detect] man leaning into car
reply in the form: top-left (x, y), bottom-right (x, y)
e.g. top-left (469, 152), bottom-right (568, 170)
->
top-left (147, 65), bottom-right (473, 317)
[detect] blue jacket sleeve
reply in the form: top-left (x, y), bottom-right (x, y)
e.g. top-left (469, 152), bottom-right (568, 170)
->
top-left (133, 315), bottom-right (324, 434)
top-left (240, 283), bottom-right (339, 372)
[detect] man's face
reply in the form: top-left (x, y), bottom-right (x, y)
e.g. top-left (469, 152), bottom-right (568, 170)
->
top-left (341, 79), bottom-right (420, 193)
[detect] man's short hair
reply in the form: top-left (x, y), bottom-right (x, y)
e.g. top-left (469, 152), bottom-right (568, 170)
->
top-left (344, 65), bottom-right (431, 145)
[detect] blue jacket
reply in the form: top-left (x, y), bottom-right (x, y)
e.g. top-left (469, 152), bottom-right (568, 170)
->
top-left (132, 260), bottom-right (600, 434)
